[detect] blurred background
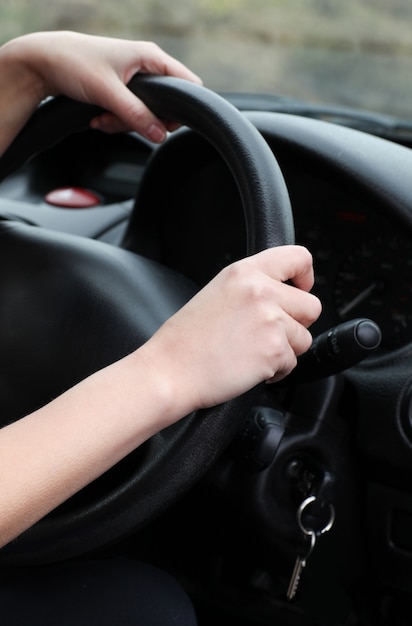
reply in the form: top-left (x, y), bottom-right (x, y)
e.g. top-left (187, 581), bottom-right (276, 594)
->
top-left (2, 0), bottom-right (412, 118)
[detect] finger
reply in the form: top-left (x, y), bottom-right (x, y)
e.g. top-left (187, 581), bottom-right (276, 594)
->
top-left (90, 113), bottom-right (184, 139)
top-left (265, 321), bottom-right (314, 384)
top-left (268, 303), bottom-right (315, 359)
top-left (287, 318), bottom-right (314, 356)
top-left (252, 245), bottom-right (316, 292)
top-left (89, 42), bottom-right (202, 142)
top-left (271, 281), bottom-right (322, 329)
top-left (92, 79), bottom-right (168, 143)
top-left (90, 112), bottom-right (130, 134)
top-left (263, 330), bottom-right (301, 383)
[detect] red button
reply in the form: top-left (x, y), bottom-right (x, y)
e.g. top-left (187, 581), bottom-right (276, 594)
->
top-left (45, 187), bottom-right (101, 208)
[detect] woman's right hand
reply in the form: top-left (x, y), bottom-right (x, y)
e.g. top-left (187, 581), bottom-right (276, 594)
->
top-left (139, 245), bottom-right (322, 417)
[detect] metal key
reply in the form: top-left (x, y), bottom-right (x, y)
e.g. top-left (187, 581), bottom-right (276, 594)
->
top-left (286, 495), bottom-right (335, 601)
top-left (286, 529), bottom-right (316, 600)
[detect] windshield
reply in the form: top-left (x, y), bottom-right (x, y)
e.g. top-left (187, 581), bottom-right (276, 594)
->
top-left (2, 0), bottom-right (412, 120)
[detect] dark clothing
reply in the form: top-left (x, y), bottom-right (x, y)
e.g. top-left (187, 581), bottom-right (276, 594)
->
top-left (0, 557), bottom-right (197, 625)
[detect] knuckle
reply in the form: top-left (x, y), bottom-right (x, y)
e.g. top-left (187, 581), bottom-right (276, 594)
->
top-left (293, 244), bottom-right (314, 271)
top-left (224, 261), bottom-right (268, 300)
top-left (267, 330), bottom-right (290, 363)
top-left (222, 259), bottom-right (245, 282)
top-left (141, 40), bottom-right (160, 53)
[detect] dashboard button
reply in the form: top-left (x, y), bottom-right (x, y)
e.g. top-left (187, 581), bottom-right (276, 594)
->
top-left (45, 187), bottom-right (102, 208)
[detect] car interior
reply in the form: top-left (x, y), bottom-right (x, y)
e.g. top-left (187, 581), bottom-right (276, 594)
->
top-left (1, 2), bottom-right (412, 625)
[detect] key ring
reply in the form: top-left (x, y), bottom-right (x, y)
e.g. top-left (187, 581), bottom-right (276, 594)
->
top-left (297, 495), bottom-right (335, 536)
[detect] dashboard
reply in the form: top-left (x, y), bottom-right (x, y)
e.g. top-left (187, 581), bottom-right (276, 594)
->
top-left (122, 130), bottom-right (412, 357)
top-left (1, 118), bottom-right (412, 361)
top-left (290, 167), bottom-right (412, 353)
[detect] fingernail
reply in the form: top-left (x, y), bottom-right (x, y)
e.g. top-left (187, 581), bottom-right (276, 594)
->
top-left (147, 123), bottom-right (166, 143)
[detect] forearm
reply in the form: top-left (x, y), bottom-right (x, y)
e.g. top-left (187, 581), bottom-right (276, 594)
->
top-left (0, 347), bottom-right (179, 548)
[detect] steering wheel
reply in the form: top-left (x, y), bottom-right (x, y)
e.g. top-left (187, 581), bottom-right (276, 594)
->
top-left (0, 75), bottom-right (294, 565)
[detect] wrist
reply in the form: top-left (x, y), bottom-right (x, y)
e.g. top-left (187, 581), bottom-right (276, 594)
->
top-left (0, 33), bottom-right (49, 96)
top-left (0, 34), bottom-right (48, 154)
top-left (129, 341), bottom-right (196, 433)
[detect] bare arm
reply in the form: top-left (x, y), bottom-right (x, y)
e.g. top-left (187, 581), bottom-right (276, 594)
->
top-left (0, 31), bottom-right (321, 548)
top-left (0, 245), bottom-right (321, 547)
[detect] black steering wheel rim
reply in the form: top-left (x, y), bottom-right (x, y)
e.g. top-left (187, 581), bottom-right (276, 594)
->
top-left (0, 75), bottom-right (294, 565)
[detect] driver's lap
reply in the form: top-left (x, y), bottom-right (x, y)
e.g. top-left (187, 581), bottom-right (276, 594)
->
top-left (0, 557), bottom-right (197, 625)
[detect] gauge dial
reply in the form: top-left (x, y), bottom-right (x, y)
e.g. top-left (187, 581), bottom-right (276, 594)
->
top-left (334, 233), bottom-right (412, 351)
